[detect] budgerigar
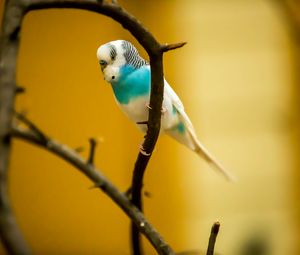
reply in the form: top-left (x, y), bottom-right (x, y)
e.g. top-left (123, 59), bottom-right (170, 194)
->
top-left (96, 40), bottom-right (234, 181)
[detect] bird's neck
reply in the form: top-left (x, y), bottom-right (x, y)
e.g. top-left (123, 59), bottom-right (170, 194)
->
top-left (111, 65), bottom-right (150, 105)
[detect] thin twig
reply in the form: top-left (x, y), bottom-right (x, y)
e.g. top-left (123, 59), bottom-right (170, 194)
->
top-left (161, 42), bottom-right (187, 52)
top-left (11, 124), bottom-right (175, 255)
top-left (88, 138), bottom-right (97, 165)
top-left (14, 111), bottom-right (48, 144)
top-left (206, 222), bottom-right (220, 255)
top-left (15, 86), bottom-right (26, 94)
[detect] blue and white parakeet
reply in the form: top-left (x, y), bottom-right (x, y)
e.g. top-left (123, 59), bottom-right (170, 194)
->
top-left (96, 40), bottom-right (234, 181)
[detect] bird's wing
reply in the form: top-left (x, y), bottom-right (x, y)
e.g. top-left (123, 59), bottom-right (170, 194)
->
top-left (165, 81), bottom-right (235, 181)
top-left (164, 80), bottom-right (193, 129)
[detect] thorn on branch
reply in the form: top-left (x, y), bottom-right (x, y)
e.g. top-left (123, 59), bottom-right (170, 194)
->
top-left (136, 121), bottom-right (148, 125)
top-left (13, 111), bottom-right (48, 144)
top-left (87, 138), bottom-right (97, 165)
top-left (15, 86), bottom-right (26, 94)
top-left (2, 133), bottom-right (11, 145)
top-left (206, 222), bottom-right (220, 255)
top-left (161, 41), bottom-right (187, 52)
top-left (74, 146), bottom-right (85, 153)
top-left (89, 181), bottom-right (106, 191)
top-left (144, 190), bottom-right (151, 198)
top-left (124, 187), bottom-right (151, 199)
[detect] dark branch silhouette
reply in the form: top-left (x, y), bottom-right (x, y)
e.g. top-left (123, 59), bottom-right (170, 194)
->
top-left (206, 222), bottom-right (220, 255)
top-left (87, 138), bottom-right (97, 165)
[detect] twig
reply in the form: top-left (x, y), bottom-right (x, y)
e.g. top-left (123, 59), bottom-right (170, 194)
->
top-left (14, 111), bottom-right (48, 144)
top-left (206, 222), bottom-right (220, 255)
top-left (161, 42), bottom-right (187, 52)
top-left (88, 138), bottom-right (97, 165)
top-left (15, 86), bottom-right (26, 94)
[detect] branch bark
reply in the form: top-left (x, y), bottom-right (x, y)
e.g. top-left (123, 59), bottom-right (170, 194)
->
top-left (0, 1), bottom-right (186, 254)
top-left (0, 1), bottom-right (31, 254)
top-left (206, 222), bottom-right (220, 255)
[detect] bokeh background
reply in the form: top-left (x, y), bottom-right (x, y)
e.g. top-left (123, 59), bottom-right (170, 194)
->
top-left (1, 0), bottom-right (300, 254)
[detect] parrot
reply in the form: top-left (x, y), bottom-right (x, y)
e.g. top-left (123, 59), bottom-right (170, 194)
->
top-left (96, 40), bottom-right (234, 181)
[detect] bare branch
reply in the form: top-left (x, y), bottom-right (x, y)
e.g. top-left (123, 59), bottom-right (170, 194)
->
top-left (11, 124), bottom-right (175, 255)
top-left (0, 0), bottom-right (31, 253)
top-left (206, 222), bottom-right (220, 255)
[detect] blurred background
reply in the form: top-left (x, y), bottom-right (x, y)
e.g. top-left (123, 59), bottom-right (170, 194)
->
top-left (1, 0), bottom-right (300, 254)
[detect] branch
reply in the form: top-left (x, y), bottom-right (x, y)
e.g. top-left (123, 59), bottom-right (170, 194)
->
top-left (11, 123), bottom-right (175, 255)
top-left (206, 222), bottom-right (220, 255)
top-left (0, 0), bottom-right (31, 254)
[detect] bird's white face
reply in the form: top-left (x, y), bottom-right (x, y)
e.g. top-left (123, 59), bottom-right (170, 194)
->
top-left (96, 40), bottom-right (126, 83)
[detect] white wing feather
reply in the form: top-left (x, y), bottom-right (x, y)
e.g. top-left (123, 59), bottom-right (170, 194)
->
top-left (165, 81), bottom-right (235, 181)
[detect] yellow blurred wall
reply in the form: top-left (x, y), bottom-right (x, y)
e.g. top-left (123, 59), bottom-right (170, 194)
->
top-left (0, 0), bottom-right (299, 254)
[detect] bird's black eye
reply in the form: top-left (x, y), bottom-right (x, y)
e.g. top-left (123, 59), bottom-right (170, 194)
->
top-left (99, 60), bottom-right (107, 66)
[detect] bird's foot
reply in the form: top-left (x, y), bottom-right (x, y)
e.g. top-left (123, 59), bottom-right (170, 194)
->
top-left (139, 144), bottom-right (151, 156)
top-left (145, 103), bottom-right (152, 110)
top-left (146, 103), bottom-right (166, 115)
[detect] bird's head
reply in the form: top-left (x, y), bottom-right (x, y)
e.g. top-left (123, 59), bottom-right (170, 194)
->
top-left (96, 40), bottom-right (147, 83)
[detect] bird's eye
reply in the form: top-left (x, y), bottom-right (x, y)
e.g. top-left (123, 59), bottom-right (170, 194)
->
top-left (99, 60), bottom-right (107, 66)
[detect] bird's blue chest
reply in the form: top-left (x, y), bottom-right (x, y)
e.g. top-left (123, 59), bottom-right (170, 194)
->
top-left (111, 65), bottom-right (150, 104)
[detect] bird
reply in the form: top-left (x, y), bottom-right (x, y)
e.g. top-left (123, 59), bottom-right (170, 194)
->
top-left (96, 40), bottom-right (234, 181)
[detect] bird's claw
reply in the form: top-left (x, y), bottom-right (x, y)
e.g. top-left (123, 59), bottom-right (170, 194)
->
top-left (139, 144), bottom-right (151, 156)
top-left (145, 103), bottom-right (152, 110)
top-left (146, 103), bottom-right (166, 115)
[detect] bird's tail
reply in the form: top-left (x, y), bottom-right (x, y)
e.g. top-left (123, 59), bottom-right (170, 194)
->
top-left (194, 137), bottom-right (236, 182)
top-left (186, 125), bottom-right (236, 182)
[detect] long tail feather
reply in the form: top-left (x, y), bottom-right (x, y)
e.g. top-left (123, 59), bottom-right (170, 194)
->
top-left (185, 125), bottom-right (236, 182)
top-left (194, 138), bottom-right (236, 182)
